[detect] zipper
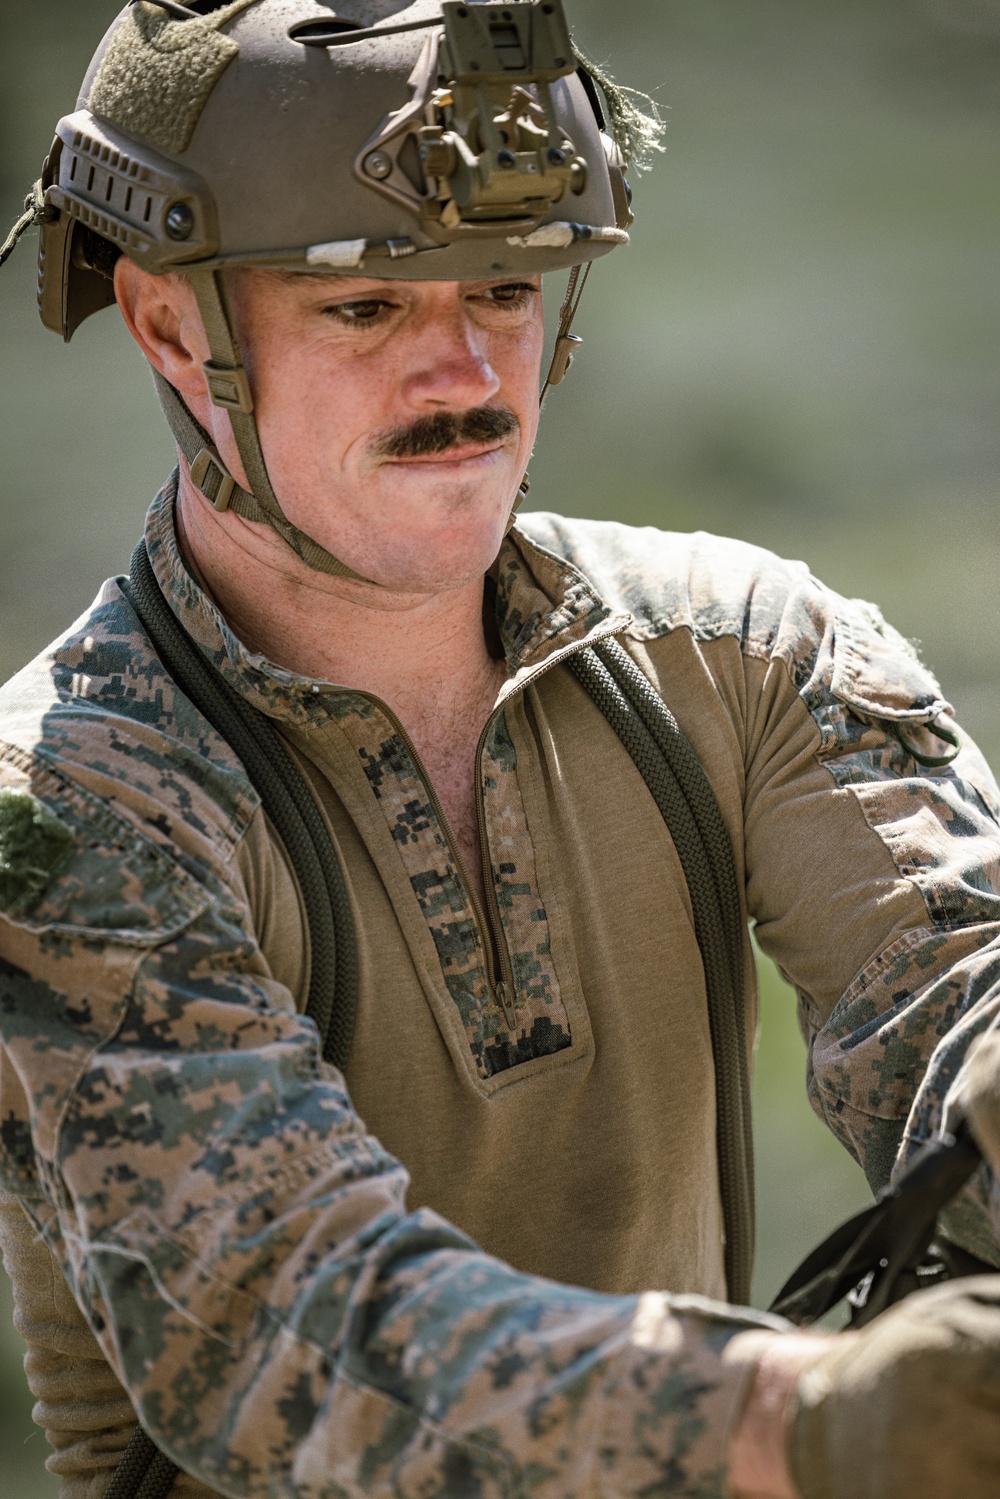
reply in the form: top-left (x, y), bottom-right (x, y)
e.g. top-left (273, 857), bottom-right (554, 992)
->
top-left (351, 616), bottom-right (630, 1029)
top-left (351, 692), bottom-right (514, 1012)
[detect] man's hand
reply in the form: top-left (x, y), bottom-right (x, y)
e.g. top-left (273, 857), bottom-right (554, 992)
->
top-left (728, 1018), bottom-right (1000, 1499)
top-left (727, 1331), bottom-right (835, 1498)
top-left (729, 1272), bottom-right (1000, 1499)
top-left (786, 1275), bottom-right (1000, 1498)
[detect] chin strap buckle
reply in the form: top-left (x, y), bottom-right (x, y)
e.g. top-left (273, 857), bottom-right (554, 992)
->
top-left (190, 446), bottom-right (238, 512)
top-left (546, 332), bottom-right (583, 388)
top-left (203, 361), bottom-right (254, 414)
top-left (540, 261), bottom-right (592, 407)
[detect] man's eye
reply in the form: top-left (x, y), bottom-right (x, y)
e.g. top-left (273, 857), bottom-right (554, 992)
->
top-left (485, 282), bottom-right (538, 307)
top-left (325, 299), bottom-right (390, 324)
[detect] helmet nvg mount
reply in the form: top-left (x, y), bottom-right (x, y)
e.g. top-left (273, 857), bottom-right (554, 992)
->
top-left (6, 0), bottom-right (661, 581)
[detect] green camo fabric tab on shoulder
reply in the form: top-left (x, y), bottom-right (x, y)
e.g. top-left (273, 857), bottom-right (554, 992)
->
top-left (0, 789), bottom-right (75, 914)
top-left (88, 0), bottom-right (259, 155)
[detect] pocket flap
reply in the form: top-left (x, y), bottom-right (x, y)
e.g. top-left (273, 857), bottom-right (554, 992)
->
top-left (830, 598), bottom-right (951, 724)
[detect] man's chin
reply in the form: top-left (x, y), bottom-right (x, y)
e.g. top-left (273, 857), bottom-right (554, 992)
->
top-left (376, 535), bottom-right (510, 594)
top-left (280, 471), bottom-right (517, 591)
top-left (357, 508), bottom-right (514, 594)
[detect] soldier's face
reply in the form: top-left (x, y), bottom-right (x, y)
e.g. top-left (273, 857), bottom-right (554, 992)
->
top-left (225, 267), bottom-right (545, 589)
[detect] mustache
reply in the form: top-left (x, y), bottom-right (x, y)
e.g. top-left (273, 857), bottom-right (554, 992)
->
top-left (371, 406), bottom-right (519, 460)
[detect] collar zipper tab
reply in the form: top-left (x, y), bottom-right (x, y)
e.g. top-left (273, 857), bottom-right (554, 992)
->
top-left (494, 979), bottom-right (518, 1031)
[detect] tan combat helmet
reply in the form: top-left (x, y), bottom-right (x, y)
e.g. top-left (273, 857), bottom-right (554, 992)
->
top-left (4, 0), bottom-right (661, 580)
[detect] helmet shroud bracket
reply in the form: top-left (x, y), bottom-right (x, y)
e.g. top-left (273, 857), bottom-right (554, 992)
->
top-left (352, 2), bottom-right (587, 241)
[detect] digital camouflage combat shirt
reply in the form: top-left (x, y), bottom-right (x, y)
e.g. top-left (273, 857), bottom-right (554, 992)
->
top-left (2, 477), bottom-right (1000, 1498)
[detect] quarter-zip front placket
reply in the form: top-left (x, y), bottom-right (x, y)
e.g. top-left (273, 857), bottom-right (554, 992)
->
top-left (346, 619), bottom-right (629, 1044)
top-left (356, 693), bottom-right (518, 1026)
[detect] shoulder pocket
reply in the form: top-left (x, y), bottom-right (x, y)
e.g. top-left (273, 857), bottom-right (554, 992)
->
top-left (814, 598), bottom-right (957, 768)
top-left (0, 751), bottom-right (209, 944)
top-left (830, 598), bottom-right (949, 724)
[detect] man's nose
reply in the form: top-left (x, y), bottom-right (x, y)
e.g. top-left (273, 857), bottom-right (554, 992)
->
top-left (400, 306), bottom-right (502, 411)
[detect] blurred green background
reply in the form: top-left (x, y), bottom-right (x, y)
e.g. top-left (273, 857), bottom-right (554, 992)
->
top-left (2, 1), bottom-right (998, 1492)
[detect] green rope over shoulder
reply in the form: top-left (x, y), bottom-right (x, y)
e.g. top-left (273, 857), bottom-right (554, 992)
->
top-left (568, 638), bottom-right (754, 1306)
top-left (103, 1425), bottom-right (178, 1499)
top-left (124, 534), bottom-right (358, 1068)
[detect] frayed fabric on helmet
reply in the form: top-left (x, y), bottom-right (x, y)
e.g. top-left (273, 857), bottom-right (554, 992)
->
top-left (573, 45), bottom-right (665, 172)
top-left (0, 180), bottom-right (56, 269)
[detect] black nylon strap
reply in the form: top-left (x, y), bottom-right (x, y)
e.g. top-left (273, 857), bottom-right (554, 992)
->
top-left (770, 1125), bottom-right (989, 1327)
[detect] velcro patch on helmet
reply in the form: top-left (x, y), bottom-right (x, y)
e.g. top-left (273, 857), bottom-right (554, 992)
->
top-left (0, 790), bottom-right (76, 914)
top-left (87, 0), bottom-right (259, 156)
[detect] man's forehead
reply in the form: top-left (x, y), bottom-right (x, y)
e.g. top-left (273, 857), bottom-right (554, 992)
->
top-left (257, 269), bottom-right (543, 292)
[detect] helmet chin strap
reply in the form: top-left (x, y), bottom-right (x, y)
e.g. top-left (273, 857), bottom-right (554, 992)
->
top-left (503, 261), bottom-right (593, 533)
top-left (540, 261), bottom-right (592, 405)
top-left (156, 264), bottom-right (587, 580)
top-left (156, 268), bottom-right (378, 583)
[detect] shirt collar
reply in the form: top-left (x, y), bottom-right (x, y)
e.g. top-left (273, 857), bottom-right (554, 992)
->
top-left (144, 474), bottom-right (629, 724)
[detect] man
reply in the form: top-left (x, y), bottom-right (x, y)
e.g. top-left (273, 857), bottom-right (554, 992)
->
top-left (2, 3), bottom-right (1000, 1496)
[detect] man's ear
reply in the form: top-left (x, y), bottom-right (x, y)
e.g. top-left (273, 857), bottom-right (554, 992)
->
top-left (114, 258), bottom-right (208, 402)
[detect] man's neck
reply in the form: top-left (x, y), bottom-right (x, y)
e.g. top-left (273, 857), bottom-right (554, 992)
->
top-left (174, 481), bottom-right (508, 740)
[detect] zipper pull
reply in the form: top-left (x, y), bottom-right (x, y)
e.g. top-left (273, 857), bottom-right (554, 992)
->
top-left (495, 980), bottom-right (519, 1031)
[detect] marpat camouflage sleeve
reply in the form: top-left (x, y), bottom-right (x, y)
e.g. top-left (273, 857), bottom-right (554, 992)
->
top-left (740, 566), bottom-right (1000, 1263)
